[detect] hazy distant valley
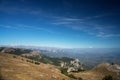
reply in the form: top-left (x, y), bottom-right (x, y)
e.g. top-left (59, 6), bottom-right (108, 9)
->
top-left (1, 46), bottom-right (120, 69)
top-left (22, 46), bottom-right (120, 69)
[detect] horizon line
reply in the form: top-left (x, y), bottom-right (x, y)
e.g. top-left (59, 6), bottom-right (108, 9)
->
top-left (0, 44), bottom-right (120, 49)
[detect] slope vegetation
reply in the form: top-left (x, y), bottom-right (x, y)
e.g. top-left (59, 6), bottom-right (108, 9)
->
top-left (0, 53), bottom-right (71, 80)
top-left (73, 63), bottom-right (120, 80)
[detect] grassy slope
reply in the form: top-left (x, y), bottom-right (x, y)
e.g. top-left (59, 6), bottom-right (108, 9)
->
top-left (0, 53), bottom-right (71, 80)
top-left (0, 47), bottom-right (74, 67)
top-left (72, 63), bottom-right (120, 80)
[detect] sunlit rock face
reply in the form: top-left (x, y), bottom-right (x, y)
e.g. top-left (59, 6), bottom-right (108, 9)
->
top-left (60, 58), bottom-right (84, 72)
top-left (67, 59), bottom-right (84, 72)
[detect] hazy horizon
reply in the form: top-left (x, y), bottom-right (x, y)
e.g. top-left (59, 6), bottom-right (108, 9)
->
top-left (1, 44), bottom-right (120, 49)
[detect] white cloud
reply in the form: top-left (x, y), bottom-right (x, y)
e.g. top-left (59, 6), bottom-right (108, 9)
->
top-left (0, 25), bottom-right (19, 29)
top-left (51, 17), bottom-right (83, 26)
top-left (51, 21), bottom-right (72, 25)
top-left (97, 32), bottom-right (120, 38)
top-left (58, 17), bottom-right (82, 21)
top-left (51, 16), bottom-right (120, 38)
top-left (0, 24), bottom-right (56, 34)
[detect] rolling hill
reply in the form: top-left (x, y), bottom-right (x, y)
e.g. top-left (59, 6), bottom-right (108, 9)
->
top-left (72, 63), bottom-right (120, 80)
top-left (0, 53), bottom-right (71, 80)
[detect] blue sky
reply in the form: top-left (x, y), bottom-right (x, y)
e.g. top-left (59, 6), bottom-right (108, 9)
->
top-left (0, 0), bottom-right (120, 48)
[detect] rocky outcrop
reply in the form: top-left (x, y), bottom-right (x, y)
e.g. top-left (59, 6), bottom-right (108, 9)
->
top-left (61, 58), bottom-right (84, 72)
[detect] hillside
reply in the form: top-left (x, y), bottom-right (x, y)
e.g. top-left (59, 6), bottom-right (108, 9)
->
top-left (0, 53), bottom-right (71, 80)
top-left (0, 47), bottom-right (74, 66)
top-left (72, 63), bottom-right (120, 80)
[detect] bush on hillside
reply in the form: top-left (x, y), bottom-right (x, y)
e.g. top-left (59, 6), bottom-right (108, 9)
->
top-left (78, 77), bottom-right (83, 80)
top-left (102, 75), bottom-right (113, 80)
top-left (61, 68), bottom-right (68, 76)
top-left (60, 68), bottom-right (83, 80)
top-left (13, 55), bottom-right (17, 58)
top-left (68, 74), bottom-right (77, 79)
top-left (0, 73), bottom-right (4, 80)
top-left (34, 61), bottom-right (40, 65)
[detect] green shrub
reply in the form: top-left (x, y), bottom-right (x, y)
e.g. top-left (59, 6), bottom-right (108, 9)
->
top-left (78, 77), bottom-right (83, 80)
top-left (21, 58), bottom-right (24, 61)
top-left (26, 59), bottom-right (29, 62)
top-left (102, 75), bottom-right (113, 80)
top-left (61, 68), bottom-right (68, 76)
top-left (26, 59), bottom-right (40, 65)
top-left (111, 62), bottom-right (114, 65)
top-left (61, 68), bottom-right (80, 79)
top-left (13, 55), bottom-right (16, 58)
top-left (34, 61), bottom-right (40, 65)
top-left (68, 74), bottom-right (77, 79)
top-left (0, 73), bottom-right (4, 80)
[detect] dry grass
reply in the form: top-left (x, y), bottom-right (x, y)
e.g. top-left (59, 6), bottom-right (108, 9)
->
top-left (0, 53), bottom-right (71, 80)
top-left (72, 63), bottom-right (120, 80)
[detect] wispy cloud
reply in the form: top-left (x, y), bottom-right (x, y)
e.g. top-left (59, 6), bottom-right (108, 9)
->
top-left (81, 13), bottom-right (112, 20)
top-left (75, 24), bottom-right (120, 38)
top-left (0, 25), bottom-right (19, 29)
top-left (55, 17), bottom-right (82, 21)
top-left (51, 13), bottom-right (111, 25)
top-left (0, 0), bottom-right (119, 38)
top-left (0, 6), bottom-right (41, 15)
top-left (51, 15), bottom-right (120, 38)
top-left (0, 24), bottom-right (56, 34)
top-left (17, 24), bottom-right (58, 34)
top-left (97, 32), bottom-right (120, 38)
top-left (51, 17), bottom-right (83, 25)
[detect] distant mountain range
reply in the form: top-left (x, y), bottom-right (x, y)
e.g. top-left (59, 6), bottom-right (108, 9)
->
top-left (1, 45), bottom-right (120, 54)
